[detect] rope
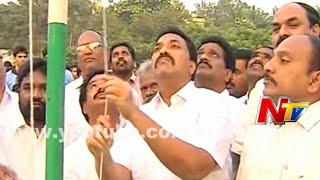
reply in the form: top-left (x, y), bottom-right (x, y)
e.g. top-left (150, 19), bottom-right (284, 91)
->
top-left (100, 1), bottom-right (110, 179)
top-left (28, 0), bottom-right (36, 178)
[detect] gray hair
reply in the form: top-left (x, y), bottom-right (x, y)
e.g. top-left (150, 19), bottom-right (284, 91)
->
top-left (136, 59), bottom-right (153, 77)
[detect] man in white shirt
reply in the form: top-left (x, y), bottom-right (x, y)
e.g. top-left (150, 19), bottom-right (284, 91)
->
top-left (109, 42), bottom-right (142, 100)
top-left (193, 36), bottom-right (246, 134)
top-left (0, 51), bottom-right (21, 180)
top-left (87, 26), bottom-right (233, 180)
top-left (64, 29), bottom-right (106, 147)
top-left (64, 69), bottom-right (127, 180)
top-left (237, 35), bottom-right (320, 180)
top-left (231, 2), bottom-right (320, 158)
top-left (227, 49), bottom-right (253, 104)
top-left (193, 35), bottom-right (246, 179)
top-left (1, 58), bottom-right (47, 180)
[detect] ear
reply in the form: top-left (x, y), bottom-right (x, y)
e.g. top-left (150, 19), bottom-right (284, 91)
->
top-left (311, 24), bottom-right (320, 37)
top-left (189, 61), bottom-right (196, 76)
top-left (224, 69), bottom-right (233, 84)
top-left (307, 71), bottom-right (320, 93)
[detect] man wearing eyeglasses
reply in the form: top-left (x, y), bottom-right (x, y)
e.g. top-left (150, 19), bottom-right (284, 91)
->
top-left (6, 46), bottom-right (28, 91)
top-left (64, 29), bottom-right (106, 147)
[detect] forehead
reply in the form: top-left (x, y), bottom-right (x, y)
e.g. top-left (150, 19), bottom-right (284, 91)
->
top-left (199, 43), bottom-right (224, 53)
top-left (274, 3), bottom-right (308, 24)
top-left (21, 71), bottom-right (46, 85)
top-left (235, 59), bottom-right (248, 66)
top-left (88, 74), bottom-right (105, 86)
top-left (77, 31), bottom-right (101, 46)
top-left (156, 33), bottom-right (186, 46)
top-left (255, 48), bottom-right (273, 55)
top-left (112, 45), bottom-right (130, 53)
top-left (276, 36), bottom-right (311, 58)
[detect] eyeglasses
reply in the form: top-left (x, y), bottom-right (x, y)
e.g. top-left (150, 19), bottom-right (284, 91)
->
top-left (17, 55), bottom-right (27, 58)
top-left (76, 42), bottom-right (102, 52)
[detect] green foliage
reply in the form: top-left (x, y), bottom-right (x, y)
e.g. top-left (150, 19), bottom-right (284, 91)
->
top-left (3, 0), bottom-right (317, 66)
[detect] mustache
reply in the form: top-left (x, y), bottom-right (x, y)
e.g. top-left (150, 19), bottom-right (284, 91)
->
top-left (264, 74), bottom-right (277, 85)
top-left (276, 35), bottom-right (290, 47)
top-left (197, 59), bottom-right (212, 69)
top-left (250, 59), bottom-right (263, 68)
top-left (155, 52), bottom-right (175, 68)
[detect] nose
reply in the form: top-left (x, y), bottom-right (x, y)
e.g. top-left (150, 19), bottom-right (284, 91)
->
top-left (279, 25), bottom-right (290, 37)
top-left (264, 57), bottom-right (275, 74)
top-left (82, 46), bottom-right (94, 55)
top-left (198, 54), bottom-right (209, 63)
top-left (33, 88), bottom-right (44, 101)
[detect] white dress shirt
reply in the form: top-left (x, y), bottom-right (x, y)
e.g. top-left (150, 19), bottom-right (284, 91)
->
top-left (5, 125), bottom-right (46, 180)
top-left (64, 121), bottom-right (129, 180)
top-left (0, 87), bottom-right (24, 164)
top-left (220, 89), bottom-right (246, 140)
top-left (64, 76), bottom-right (142, 147)
top-left (237, 100), bottom-right (320, 180)
top-left (231, 79), bottom-right (264, 155)
top-left (112, 82), bottom-right (233, 180)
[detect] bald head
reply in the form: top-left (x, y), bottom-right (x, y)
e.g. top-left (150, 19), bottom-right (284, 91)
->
top-left (272, 2), bottom-right (320, 47)
top-left (264, 35), bottom-right (320, 103)
top-left (76, 30), bottom-right (105, 77)
top-left (77, 30), bottom-right (102, 46)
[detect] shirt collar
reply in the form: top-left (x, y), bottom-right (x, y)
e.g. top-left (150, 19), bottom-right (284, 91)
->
top-left (297, 100), bottom-right (320, 131)
top-left (220, 89), bottom-right (229, 96)
top-left (152, 81), bottom-right (195, 107)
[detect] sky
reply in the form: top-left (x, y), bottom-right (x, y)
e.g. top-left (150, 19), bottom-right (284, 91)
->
top-left (0, 0), bottom-right (319, 14)
top-left (181, 0), bottom-right (320, 13)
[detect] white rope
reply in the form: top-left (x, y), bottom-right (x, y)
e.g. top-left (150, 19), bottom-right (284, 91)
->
top-left (29, 0), bottom-right (34, 131)
top-left (28, 0), bottom-right (36, 178)
top-left (100, 1), bottom-right (110, 179)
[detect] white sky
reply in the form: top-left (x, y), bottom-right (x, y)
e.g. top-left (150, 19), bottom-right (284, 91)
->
top-left (181, 0), bottom-right (320, 13)
top-left (0, 0), bottom-right (319, 14)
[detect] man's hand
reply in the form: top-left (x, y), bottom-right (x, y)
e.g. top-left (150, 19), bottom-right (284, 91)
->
top-left (100, 75), bottom-right (138, 120)
top-left (0, 163), bottom-right (18, 180)
top-left (86, 115), bottom-right (114, 159)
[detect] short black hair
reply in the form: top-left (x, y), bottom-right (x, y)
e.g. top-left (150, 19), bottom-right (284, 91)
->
top-left (4, 61), bottom-right (12, 67)
top-left (308, 36), bottom-right (320, 72)
top-left (16, 58), bottom-right (47, 90)
top-left (154, 26), bottom-right (197, 64)
top-left (199, 36), bottom-right (235, 71)
top-left (257, 45), bottom-right (274, 51)
top-left (295, 2), bottom-right (320, 28)
top-left (234, 49), bottom-right (253, 67)
top-left (110, 42), bottom-right (136, 61)
top-left (79, 69), bottom-right (105, 122)
top-left (13, 46), bottom-right (28, 57)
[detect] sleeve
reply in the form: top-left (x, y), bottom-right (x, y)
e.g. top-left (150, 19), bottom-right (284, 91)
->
top-left (109, 124), bottom-right (139, 171)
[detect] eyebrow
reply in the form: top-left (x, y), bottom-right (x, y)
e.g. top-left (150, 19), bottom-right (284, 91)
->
top-left (275, 50), bottom-right (293, 59)
top-left (273, 17), bottom-right (299, 26)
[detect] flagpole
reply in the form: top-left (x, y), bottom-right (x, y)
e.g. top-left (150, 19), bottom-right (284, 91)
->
top-left (46, 0), bottom-right (68, 179)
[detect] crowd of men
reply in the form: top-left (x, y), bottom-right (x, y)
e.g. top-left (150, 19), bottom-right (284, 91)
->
top-left (0, 1), bottom-right (320, 180)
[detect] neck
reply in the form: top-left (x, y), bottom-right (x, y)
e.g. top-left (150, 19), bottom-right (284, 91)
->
top-left (26, 119), bottom-right (45, 131)
top-left (15, 66), bottom-right (20, 72)
top-left (115, 71), bottom-right (132, 82)
top-left (158, 78), bottom-right (190, 106)
top-left (195, 78), bottom-right (225, 93)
